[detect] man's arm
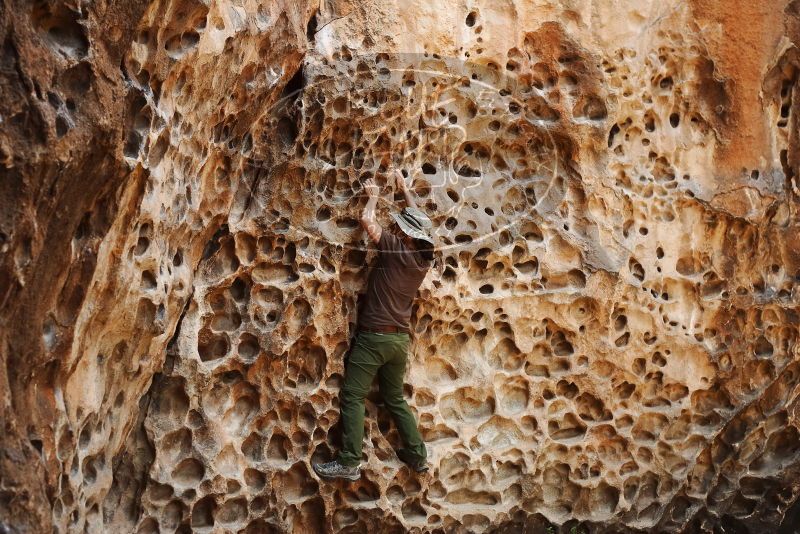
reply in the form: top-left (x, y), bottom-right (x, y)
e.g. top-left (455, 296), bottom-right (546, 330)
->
top-left (360, 178), bottom-right (382, 244)
top-left (394, 169), bottom-right (418, 210)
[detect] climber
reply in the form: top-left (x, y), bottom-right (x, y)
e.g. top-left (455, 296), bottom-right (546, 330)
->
top-left (312, 168), bottom-right (436, 482)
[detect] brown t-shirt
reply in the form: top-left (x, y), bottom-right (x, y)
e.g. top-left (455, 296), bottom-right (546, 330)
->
top-left (358, 230), bottom-right (432, 331)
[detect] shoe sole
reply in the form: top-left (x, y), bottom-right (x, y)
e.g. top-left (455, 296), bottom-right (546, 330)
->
top-left (399, 461), bottom-right (429, 473)
top-left (313, 466), bottom-right (361, 481)
top-left (397, 453), bottom-right (429, 473)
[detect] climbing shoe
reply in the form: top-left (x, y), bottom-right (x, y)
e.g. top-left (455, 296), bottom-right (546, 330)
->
top-left (312, 459), bottom-right (361, 481)
top-left (397, 448), bottom-right (429, 473)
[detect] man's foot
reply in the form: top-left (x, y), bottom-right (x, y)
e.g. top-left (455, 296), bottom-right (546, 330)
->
top-left (312, 460), bottom-right (361, 481)
top-left (397, 448), bottom-right (429, 473)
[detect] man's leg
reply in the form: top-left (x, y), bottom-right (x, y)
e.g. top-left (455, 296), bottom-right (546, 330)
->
top-left (336, 332), bottom-right (383, 467)
top-left (377, 333), bottom-right (427, 464)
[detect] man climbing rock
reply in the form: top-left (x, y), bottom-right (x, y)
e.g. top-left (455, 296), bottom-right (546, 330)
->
top-left (313, 169), bottom-right (435, 481)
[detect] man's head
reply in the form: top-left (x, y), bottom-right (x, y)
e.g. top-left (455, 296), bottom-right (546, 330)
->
top-left (391, 207), bottom-right (434, 241)
top-left (390, 208), bottom-right (435, 261)
top-left (388, 220), bottom-right (414, 247)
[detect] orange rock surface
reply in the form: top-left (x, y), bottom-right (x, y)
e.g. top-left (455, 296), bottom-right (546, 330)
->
top-left (1, 0), bottom-right (799, 532)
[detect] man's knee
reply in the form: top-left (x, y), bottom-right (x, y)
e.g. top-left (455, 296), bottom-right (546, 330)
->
top-left (341, 384), bottom-right (369, 404)
top-left (381, 391), bottom-right (408, 410)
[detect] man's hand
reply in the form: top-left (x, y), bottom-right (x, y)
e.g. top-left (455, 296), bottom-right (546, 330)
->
top-left (363, 177), bottom-right (379, 197)
top-left (360, 177), bottom-right (382, 244)
top-left (393, 168), bottom-right (418, 210)
top-left (393, 169), bottom-right (408, 192)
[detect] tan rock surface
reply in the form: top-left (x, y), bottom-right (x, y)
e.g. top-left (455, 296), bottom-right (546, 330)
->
top-left (1, 0), bottom-right (799, 532)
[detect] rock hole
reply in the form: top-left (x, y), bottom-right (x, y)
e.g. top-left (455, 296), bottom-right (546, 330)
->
top-left (607, 124), bottom-right (620, 147)
top-left (629, 258), bottom-right (645, 281)
top-left (197, 328), bottom-right (230, 362)
top-left (306, 11), bottom-right (318, 41)
top-left (237, 332), bottom-right (260, 362)
top-left (191, 496), bottom-right (216, 528)
top-left (141, 270), bottom-right (157, 289)
top-left (172, 458), bottom-right (205, 485)
top-left (465, 11), bottom-right (477, 27)
top-left (32, 2), bottom-right (89, 59)
top-left (267, 433), bottom-right (289, 461)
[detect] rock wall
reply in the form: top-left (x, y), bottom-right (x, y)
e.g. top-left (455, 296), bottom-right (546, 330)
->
top-left (1, 0), bottom-right (800, 533)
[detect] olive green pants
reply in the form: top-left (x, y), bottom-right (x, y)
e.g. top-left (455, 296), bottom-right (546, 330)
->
top-left (336, 331), bottom-right (426, 467)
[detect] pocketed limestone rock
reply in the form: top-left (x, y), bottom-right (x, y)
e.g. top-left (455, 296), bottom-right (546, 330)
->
top-left (1, 0), bottom-right (799, 533)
